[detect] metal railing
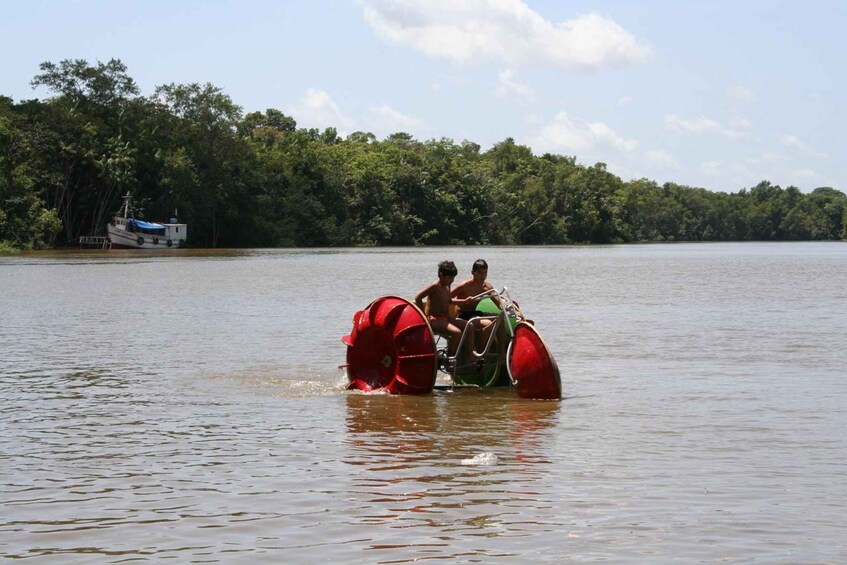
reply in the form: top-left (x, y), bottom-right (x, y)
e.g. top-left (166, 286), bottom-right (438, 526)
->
top-left (78, 236), bottom-right (111, 249)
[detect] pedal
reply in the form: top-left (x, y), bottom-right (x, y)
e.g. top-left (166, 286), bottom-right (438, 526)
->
top-left (437, 349), bottom-right (448, 372)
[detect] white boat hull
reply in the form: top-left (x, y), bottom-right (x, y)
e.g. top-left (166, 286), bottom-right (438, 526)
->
top-left (107, 223), bottom-right (187, 249)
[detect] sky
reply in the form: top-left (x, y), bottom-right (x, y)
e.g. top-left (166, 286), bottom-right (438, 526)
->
top-left (2, 0), bottom-right (844, 193)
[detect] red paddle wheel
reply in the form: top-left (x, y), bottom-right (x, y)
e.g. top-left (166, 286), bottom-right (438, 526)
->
top-left (342, 296), bottom-right (438, 394)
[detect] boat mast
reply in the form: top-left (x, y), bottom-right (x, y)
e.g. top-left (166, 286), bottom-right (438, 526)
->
top-left (121, 192), bottom-right (131, 219)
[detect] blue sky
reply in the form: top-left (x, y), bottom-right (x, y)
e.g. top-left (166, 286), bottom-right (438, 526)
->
top-left (2, 0), bottom-right (844, 193)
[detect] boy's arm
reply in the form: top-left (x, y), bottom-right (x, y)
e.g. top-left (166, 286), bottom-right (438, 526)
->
top-left (451, 280), bottom-right (469, 298)
top-left (485, 282), bottom-right (503, 308)
top-left (414, 283), bottom-right (434, 311)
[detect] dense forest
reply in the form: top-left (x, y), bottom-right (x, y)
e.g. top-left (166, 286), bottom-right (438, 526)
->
top-left (1, 59), bottom-right (845, 252)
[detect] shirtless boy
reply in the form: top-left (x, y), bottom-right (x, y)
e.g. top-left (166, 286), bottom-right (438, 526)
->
top-left (452, 259), bottom-right (498, 320)
top-left (451, 259), bottom-right (504, 361)
top-left (414, 260), bottom-right (474, 359)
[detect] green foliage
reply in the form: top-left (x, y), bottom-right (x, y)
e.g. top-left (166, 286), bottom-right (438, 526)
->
top-left (0, 97), bottom-right (63, 249)
top-left (1, 58), bottom-right (845, 251)
top-left (32, 59), bottom-right (139, 106)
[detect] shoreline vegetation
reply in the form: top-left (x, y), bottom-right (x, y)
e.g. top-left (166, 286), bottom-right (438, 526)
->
top-left (1, 58), bottom-right (845, 253)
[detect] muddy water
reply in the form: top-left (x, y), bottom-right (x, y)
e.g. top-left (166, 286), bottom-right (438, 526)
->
top-left (2, 243), bottom-right (846, 562)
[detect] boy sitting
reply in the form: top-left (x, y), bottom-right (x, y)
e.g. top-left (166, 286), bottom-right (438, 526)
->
top-left (414, 260), bottom-right (475, 361)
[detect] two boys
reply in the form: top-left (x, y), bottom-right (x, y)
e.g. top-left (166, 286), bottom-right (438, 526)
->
top-left (414, 259), bottom-right (498, 361)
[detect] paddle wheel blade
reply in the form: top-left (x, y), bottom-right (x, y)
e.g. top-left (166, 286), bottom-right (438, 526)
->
top-left (508, 322), bottom-right (562, 400)
top-left (390, 354), bottom-right (438, 395)
top-left (342, 296), bottom-right (437, 394)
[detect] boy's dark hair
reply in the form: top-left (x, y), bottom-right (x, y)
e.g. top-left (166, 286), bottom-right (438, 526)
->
top-left (438, 260), bottom-right (458, 277)
top-left (472, 259), bottom-right (488, 272)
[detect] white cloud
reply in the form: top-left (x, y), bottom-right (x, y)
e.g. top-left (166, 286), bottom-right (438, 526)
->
top-left (784, 168), bottom-right (831, 188)
top-left (289, 91), bottom-right (428, 138)
top-left (430, 73), bottom-right (471, 92)
top-left (666, 114), bottom-right (745, 139)
top-left (496, 69), bottom-right (534, 100)
top-left (360, 0), bottom-right (651, 69)
top-left (644, 149), bottom-right (681, 171)
top-left (728, 111), bottom-right (751, 132)
top-left (727, 85), bottom-right (755, 104)
top-left (532, 112), bottom-right (637, 154)
top-left (778, 133), bottom-right (828, 159)
top-left (779, 134), bottom-right (804, 149)
top-left (289, 88), bottom-right (354, 130)
top-left (698, 160), bottom-right (763, 189)
top-left (617, 95), bottom-right (634, 107)
top-left (366, 105), bottom-right (425, 132)
top-left (789, 168), bottom-right (827, 181)
top-left (700, 160), bottom-right (726, 177)
top-left (746, 151), bottom-right (787, 166)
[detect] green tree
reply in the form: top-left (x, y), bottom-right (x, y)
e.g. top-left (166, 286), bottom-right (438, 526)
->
top-left (26, 59), bottom-right (143, 243)
top-left (481, 138), bottom-right (539, 244)
top-left (153, 82), bottom-right (248, 247)
top-left (782, 187), bottom-right (847, 240)
top-left (563, 162), bottom-right (622, 243)
top-left (0, 97), bottom-right (62, 250)
top-left (6, 59), bottom-right (847, 250)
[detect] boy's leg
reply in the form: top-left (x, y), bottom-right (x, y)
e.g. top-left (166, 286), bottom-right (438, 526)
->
top-left (478, 319), bottom-right (505, 363)
top-left (471, 319), bottom-right (488, 355)
top-left (432, 318), bottom-right (463, 357)
top-left (450, 318), bottom-right (480, 360)
top-left (430, 318), bottom-right (451, 355)
top-left (496, 319), bottom-right (507, 363)
top-left (478, 319), bottom-right (492, 349)
top-left (448, 319), bottom-right (467, 358)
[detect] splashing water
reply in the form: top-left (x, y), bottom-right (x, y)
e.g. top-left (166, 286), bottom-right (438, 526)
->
top-left (461, 452), bottom-right (499, 466)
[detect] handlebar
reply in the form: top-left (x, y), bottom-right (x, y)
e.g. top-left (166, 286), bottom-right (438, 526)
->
top-left (470, 286), bottom-right (509, 301)
top-left (468, 286), bottom-right (519, 318)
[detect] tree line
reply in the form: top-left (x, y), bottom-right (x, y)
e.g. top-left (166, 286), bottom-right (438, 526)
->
top-left (1, 58), bottom-right (845, 252)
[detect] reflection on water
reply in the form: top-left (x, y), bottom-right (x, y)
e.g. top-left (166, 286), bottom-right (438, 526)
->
top-left (344, 390), bottom-right (561, 455)
top-left (338, 391), bottom-right (563, 562)
top-left (341, 392), bottom-right (565, 560)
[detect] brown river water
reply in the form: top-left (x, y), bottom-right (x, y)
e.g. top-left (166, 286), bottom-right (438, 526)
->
top-left (1, 243), bottom-right (846, 563)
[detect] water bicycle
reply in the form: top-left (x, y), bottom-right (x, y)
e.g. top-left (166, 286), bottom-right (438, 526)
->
top-left (342, 287), bottom-right (561, 400)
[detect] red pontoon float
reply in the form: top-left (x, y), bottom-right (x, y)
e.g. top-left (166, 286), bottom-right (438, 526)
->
top-left (342, 288), bottom-right (561, 400)
top-left (508, 322), bottom-right (562, 400)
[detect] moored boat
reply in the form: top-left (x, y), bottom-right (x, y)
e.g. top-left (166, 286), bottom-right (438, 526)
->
top-left (342, 287), bottom-right (561, 400)
top-left (107, 192), bottom-right (187, 249)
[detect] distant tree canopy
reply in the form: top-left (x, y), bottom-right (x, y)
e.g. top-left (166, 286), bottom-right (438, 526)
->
top-left (1, 58), bottom-right (845, 251)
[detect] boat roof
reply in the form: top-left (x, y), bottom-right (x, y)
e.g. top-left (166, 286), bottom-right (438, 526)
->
top-left (128, 218), bottom-right (166, 230)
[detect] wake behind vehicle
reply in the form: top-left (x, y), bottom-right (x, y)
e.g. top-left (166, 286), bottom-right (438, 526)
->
top-left (342, 287), bottom-right (561, 400)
